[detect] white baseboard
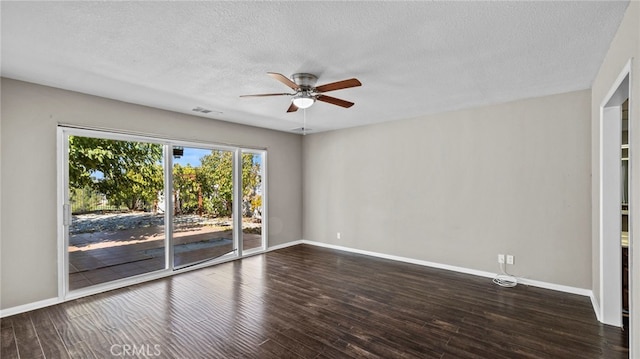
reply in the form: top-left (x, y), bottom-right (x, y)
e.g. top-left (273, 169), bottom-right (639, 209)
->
top-left (299, 240), bottom-right (596, 299)
top-left (0, 297), bottom-right (60, 318)
top-left (267, 240), bottom-right (304, 252)
top-left (517, 277), bottom-right (593, 297)
top-left (590, 293), bottom-right (602, 322)
top-left (301, 239), bottom-right (499, 278)
top-left (1, 239), bottom-right (600, 320)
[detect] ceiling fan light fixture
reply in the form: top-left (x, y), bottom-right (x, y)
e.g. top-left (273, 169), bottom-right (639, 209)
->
top-left (241, 72), bottom-right (361, 113)
top-left (292, 94), bottom-right (315, 109)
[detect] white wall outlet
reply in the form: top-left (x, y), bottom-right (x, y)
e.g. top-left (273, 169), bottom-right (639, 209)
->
top-left (506, 255), bottom-right (514, 265)
top-left (498, 254), bottom-right (505, 264)
top-left (337, 232), bottom-right (341, 239)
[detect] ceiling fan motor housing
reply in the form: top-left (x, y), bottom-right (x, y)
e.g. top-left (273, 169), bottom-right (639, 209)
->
top-left (292, 73), bottom-right (318, 90)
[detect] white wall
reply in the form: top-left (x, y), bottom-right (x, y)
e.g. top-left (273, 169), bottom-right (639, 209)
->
top-left (590, 0), bottom-right (639, 349)
top-left (0, 78), bottom-right (303, 309)
top-left (304, 90), bottom-right (592, 288)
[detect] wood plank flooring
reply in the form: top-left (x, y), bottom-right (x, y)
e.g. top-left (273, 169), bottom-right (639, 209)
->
top-left (1, 244), bottom-right (629, 358)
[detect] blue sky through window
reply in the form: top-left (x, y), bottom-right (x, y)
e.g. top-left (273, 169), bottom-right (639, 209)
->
top-left (90, 147), bottom-right (262, 180)
top-left (173, 147), bottom-right (262, 167)
top-left (173, 148), bottom-right (211, 167)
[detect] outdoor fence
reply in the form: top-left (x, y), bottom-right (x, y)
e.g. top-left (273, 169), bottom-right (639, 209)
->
top-left (70, 188), bottom-right (154, 214)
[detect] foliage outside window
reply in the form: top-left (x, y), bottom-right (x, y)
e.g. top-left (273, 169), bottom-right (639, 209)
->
top-left (68, 136), bottom-right (262, 218)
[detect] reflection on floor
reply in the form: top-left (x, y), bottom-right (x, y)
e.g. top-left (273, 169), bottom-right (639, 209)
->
top-left (2, 245), bottom-right (629, 358)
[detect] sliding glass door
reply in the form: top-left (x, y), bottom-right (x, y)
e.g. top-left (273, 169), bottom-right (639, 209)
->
top-left (66, 134), bottom-right (166, 290)
top-left (61, 128), bottom-right (267, 293)
top-left (171, 146), bottom-right (235, 268)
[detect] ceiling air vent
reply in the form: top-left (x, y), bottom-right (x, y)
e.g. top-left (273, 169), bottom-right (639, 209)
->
top-left (192, 106), bottom-right (213, 114)
top-left (291, 127), bottom-right (313, 134)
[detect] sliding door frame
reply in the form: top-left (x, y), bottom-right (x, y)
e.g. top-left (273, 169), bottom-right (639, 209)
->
top-left (57, 126), bottom-right (267, 301)
top-left (241, 148), bottom-right (268, 255)
top-left (169, 142), bottom-right (240, 270)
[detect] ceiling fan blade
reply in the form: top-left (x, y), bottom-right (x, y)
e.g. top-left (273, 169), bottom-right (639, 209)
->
top-left (315, 78), bottom-right (362, 93)
top-left (287, 103), bottom-right (299, 113)
top-left (317, 95), bottom-right (354, 108)
top-left (267, 72), bottom-right (300, 90)
top-left (240, 93), bottom-right (291, 97)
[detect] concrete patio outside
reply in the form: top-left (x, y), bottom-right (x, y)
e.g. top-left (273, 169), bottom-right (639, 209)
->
top-left (68, 213), bottom-right (262, 290)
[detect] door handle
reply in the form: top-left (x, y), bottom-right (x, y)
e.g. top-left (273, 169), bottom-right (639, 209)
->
top-left (63, 204), bottom-right (71, 226)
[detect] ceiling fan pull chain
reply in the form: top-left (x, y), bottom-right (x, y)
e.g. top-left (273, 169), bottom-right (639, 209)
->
top-left (303, 108), bottom-right (307, 136)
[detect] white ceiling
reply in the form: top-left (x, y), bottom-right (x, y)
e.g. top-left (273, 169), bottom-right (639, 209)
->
top-left (0, 1), bottom-right (629, 133)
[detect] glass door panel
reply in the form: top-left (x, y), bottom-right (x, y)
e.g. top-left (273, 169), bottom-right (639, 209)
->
top-left (67, 134), bottom-right (166, 290)
top-left (241, 151), bottom-right (265, 252)
top-left (64, 130), bottom-right (268, 294)
top-left (172, 146), bottom-right (235, 268)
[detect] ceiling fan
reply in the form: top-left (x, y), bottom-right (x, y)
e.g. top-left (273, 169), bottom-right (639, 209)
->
top-left (240, 72), bottom-right (362, 112)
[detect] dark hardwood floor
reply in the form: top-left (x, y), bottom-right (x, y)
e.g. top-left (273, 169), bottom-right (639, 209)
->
top-left (0, 244), bottom-right (629, 358)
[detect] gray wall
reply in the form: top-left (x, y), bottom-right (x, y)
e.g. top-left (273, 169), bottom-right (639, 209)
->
top-left (304, 89), bottom-right (592, 288)
top-left (3, 0), bottom-right (637, 313)
top-left (590, 0), bottom-right (639, 346)
top-left (0, 78), bottom-right (303, 309)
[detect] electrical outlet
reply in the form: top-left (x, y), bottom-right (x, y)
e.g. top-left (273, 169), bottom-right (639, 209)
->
top-left (498, 254), bottom-right (505, 264)
top-left (337, 232), bottom-right (341, 239)
top-left (507, 255), bottom-right (514, 265)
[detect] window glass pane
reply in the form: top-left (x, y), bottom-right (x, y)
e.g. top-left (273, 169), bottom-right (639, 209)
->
top-left (68, 135), bottom-right (165, 290)
top-left (65, 131), bottom-right (267, 292)
top-left (172, 147), bottom-right (234, 268)
top-left (242, 151), bottom-right (264, 252)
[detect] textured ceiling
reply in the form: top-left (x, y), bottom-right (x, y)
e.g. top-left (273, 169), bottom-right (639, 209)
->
top-left (0, 1), bottom-right (629, 133)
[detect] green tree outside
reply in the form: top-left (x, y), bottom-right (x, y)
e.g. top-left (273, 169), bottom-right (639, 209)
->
top-left (69, 136), bottom-right (163, 211)
top-left (69, 136), bottom-right (262, 217)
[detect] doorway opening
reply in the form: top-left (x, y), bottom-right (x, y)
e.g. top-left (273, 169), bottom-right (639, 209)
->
top-left (599, 62), bottom-right (631, 337)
